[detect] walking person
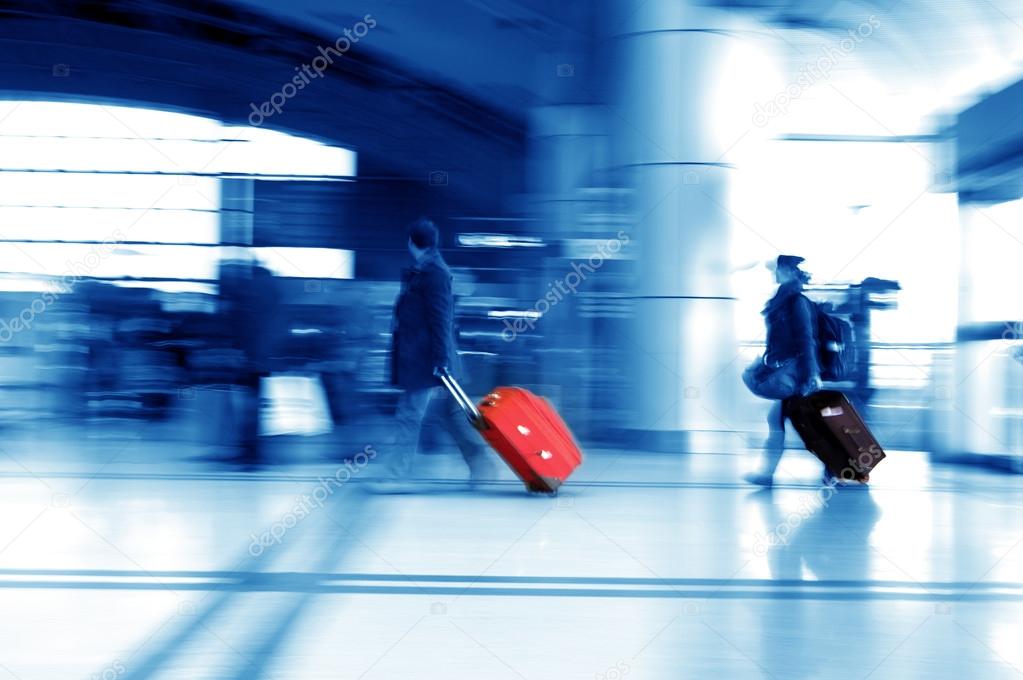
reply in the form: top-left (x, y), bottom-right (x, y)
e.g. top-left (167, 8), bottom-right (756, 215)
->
top-left (219, 262), bottom-right (282, 470)
top-left (744, 255), bottom-right (825, 486)
top-left (378, 218), bottom-right (495, 490)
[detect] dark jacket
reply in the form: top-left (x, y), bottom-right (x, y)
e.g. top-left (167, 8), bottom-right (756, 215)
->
top-left (763, 280), bottom-right (819, 384)
top-left (390, 251), bottom-right (460, 390)
top-left (220, 263), bottom-right (281, 376)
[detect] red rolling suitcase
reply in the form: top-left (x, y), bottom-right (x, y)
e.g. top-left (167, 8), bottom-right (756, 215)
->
top-left (786, 390), bottom-right (885, 481)
top-left (439, 369), bottom-right (582, 493)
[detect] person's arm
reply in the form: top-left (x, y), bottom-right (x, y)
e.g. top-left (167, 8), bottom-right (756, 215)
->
top-left (421, 266), bottom-right (454, 373)
top-left (792, 295), bottom-right (821, 391)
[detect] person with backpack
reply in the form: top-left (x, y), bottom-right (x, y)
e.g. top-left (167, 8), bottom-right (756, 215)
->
top-left (744, 255), bottom-right (825, 486)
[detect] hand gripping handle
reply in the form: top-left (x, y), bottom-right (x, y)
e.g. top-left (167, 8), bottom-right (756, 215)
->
top-left (437, 368), bottom-right (484, 428)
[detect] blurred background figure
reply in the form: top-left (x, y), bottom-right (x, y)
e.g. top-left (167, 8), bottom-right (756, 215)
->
top-left (216, 261), bottom-right (282, 469)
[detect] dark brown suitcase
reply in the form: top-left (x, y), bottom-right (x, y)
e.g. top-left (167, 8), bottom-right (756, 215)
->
top-left (786, 390), bottom-right (885, 481)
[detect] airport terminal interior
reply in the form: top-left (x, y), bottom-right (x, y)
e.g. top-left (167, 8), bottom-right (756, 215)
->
top-left (2, 0), bottom-right (1023, 678)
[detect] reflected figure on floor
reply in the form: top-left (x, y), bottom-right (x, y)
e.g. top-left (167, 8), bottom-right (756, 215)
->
top-left (745, 255), bottom-right (824, 487)
top-left (379, 218), bottom-right (495, 490)
top-left (748, 486), bottom-right (882, 678)
top-left (750, 486), bottom-right (882, 580)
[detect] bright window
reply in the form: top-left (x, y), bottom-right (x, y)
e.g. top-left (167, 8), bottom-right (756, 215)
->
top-left (0, 101), bottom-right (357, 293)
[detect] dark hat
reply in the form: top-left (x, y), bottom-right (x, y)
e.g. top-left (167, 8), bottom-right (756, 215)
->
top-left (408, 217), bottom-right (439, 249)
top-left (776, 254), bottom-right (805, 270)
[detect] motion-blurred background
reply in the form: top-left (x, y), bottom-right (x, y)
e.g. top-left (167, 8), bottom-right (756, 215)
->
top-left (0, 0), bottom-right (1020, 470)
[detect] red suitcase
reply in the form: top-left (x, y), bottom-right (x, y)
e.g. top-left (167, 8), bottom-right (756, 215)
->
top-left (439, 370), bottom-right (582, 493)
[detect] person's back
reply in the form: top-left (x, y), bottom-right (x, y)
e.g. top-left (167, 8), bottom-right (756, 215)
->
top-left (763, 278), bottom-right (818, 382)
top-left (391, 249), bottom-right (459, 391)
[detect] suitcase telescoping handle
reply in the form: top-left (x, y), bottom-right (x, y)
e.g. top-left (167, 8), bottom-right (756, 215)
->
top-left (437, 368), bottom-right (485, 428)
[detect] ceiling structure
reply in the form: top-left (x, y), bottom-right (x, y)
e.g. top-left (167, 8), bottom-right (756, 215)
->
top-left (230, 0), bottom-right (1023, 123)
top-left (0, 0), bottom-right (1020, 211)
top-left (0, 0), bottom-right (534, 215)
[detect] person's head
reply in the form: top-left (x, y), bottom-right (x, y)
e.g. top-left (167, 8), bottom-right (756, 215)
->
top-left (407, 217), bottom-right (439, 261)
top-left (773, 254), bottom-right (810, 285)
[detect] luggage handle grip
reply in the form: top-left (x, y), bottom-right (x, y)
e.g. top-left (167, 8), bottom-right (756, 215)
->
top-left (437, 368), bottom-right (484, 428)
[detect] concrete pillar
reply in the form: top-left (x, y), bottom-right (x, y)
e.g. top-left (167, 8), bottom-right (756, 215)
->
top-left (528, 104), bottom-right (623, 438)
top-left (610, 0), bottom-right (741, 451)
top-left (951, 200), bottom-right (1023, 466)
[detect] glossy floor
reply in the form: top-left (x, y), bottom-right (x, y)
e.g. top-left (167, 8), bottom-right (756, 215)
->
top-left (0, 426), bottom-right (1021, 679)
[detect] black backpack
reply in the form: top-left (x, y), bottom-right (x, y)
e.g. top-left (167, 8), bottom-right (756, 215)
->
top-left (812, 301), bottom-right (854, 381)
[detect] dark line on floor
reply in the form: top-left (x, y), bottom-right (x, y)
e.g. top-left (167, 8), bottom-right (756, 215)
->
top-left (1, 581), bottom-right (1019, 602)
top-left (0, 470), bottom-right (998, 494)
top-left (1, 569), bottom-right (1019, 592)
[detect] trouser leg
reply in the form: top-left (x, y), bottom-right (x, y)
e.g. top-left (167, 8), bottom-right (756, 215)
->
top-left (236, 372), bottom-right (262, 464)
top-left (761, 399), bottom-right (787, 476)
top-left (387, 388), bottom-right (432, 478)
top-left (439, 390), bottom-right (494, 478)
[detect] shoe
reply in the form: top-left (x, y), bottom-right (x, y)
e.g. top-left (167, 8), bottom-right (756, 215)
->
top-left (821, 471), bottom-right (869, 489)
top-left (743, 472), bottom-right (774, 487)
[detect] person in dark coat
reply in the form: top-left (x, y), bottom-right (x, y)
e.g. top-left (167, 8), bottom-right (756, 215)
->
top-left (383, 218), bottom-right (494, 486)
top-left (745, 255), bottom-right (823, 486)
top-left (219, 262), bottom-right (281, 469)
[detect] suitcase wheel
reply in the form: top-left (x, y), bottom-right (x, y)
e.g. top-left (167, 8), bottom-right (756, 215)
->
top-left (527, 487), bottom-right (557, 496)
top-left (526, 477), bottom-right (560, 495)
